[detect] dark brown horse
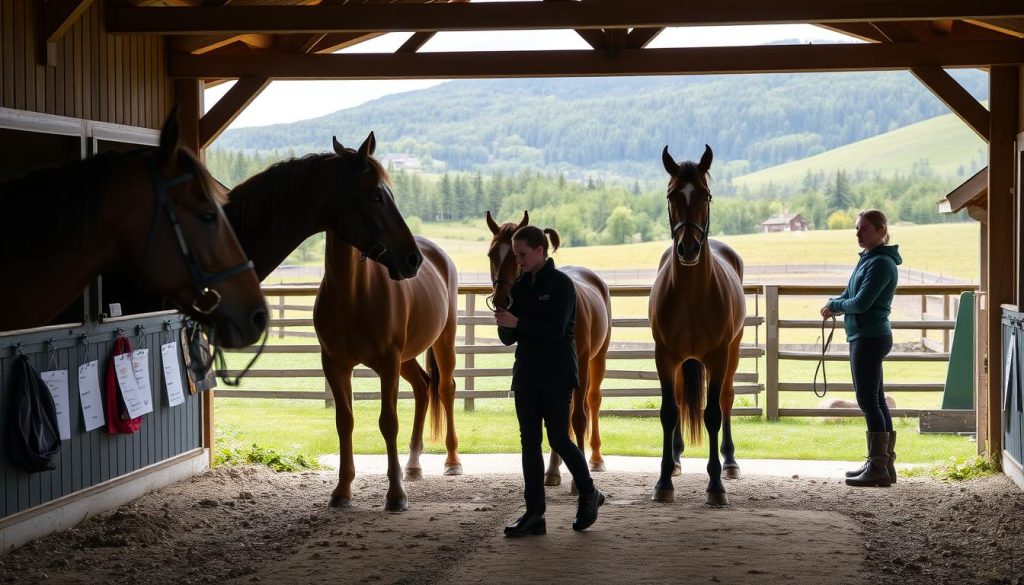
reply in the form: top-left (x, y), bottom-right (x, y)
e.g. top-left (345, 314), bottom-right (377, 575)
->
top-left (485, 210), bottom-right (612, 487)
top-left (650, 145), bottom-right (745, 506)
top-left (0, 110), bottom-right (266, 348)
top-left (313, 141), bottom-right (460, 511)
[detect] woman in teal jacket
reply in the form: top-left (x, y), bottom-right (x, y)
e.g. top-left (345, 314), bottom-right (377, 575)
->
top-left (820, 209), bottom-right (902, 487)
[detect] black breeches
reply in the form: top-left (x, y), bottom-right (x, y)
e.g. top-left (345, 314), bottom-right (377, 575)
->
top-left (514, 387), bottom-right (594, 514)
top-left (849, 336), bottom-right (894, 432)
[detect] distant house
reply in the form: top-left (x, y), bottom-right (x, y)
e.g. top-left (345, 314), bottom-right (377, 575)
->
top-left (379, 153), bottom-right (421, 171)
top-left (759, 212), bottom-right (810, 233)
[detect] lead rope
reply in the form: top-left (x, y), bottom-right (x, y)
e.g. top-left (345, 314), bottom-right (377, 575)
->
top-left (813, 315), bottom-right (837, 398)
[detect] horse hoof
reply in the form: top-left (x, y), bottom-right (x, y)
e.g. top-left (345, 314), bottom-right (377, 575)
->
top-left (544, 474), bottom-right (561, 487)
top-left (651, 489), bottom-right (675, 503)
top-left (444, 464), bottom-right (463, 476)
top-left (589, 461), bottom-right (606, 472)
top-left (329, 495), bottom-right (352, 509)
top-left (722, 465), bottom-right (741, 480)
top-left (405, 468), bottom-right (423, 481)
top-left (672, 464), bottom-right (681, 477)
top-left (705, 491), bottom-right (729, 507)
top-left (385, 496), bottom-right (408, 512)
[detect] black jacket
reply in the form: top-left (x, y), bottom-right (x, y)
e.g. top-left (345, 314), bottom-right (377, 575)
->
top-left (498, 258), bottom-right (578, 391)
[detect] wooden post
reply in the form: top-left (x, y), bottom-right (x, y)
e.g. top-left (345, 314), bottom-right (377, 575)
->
top-left (943, 294), bottom-right (951, 352)
top-left (765, 285), bottom-right (780, 420)
top-left (920, 294), bottom-right (928, 346)
top-left (277, 294), bottom-right (285, 339)
top-left (464, 293), bottom-right (476, 412)
top-left (986, 65), bottom-right (1020, 460)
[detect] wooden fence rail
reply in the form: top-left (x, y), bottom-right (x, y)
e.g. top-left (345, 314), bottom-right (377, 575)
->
top-left (217, 283), bottom-right (978, 420)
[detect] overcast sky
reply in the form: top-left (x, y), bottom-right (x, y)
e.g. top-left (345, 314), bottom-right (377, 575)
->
top-left (204, 24), bottom-right (856, 129)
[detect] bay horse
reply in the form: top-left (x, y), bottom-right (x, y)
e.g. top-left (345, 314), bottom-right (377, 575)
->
top-left (0, 110), bottom-right (266, 348)
top-left (650, 144), bottom-right (745, 506)
top-left (312, 156), bottom-right (460, 511)
top-left (485, 210), bottom-right (612, 488)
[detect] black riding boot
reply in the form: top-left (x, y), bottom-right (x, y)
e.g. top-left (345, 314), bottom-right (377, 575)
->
top-left (845, 432), bottom-right (872, 478)
top-left (886, 431), bottom-right (897, 484)
top-left (845, 432), bottom-right (891, 487)
top-left (572, 489), bottom-right (605, 531)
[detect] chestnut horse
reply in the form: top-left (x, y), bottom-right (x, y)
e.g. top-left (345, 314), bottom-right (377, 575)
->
top-left (314, 184), bottom-right (460, 511)
top-left (650, 144), bottom-right (745, 506)
top-left (0, 110), bottom-right (266, 348)
top-left (485, 210), bottom-right (612, 487)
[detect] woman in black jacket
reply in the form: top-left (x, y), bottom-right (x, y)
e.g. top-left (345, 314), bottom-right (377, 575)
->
top-left (495, 225), bottom-right (604, 536)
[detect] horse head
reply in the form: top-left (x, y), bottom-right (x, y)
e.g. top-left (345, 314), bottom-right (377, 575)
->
top-left (331, 133), bottom-right (422, 280)
top-left (485, 209), bottom-right (529, 310)
top-left (662, 144), bottom-right (713, 266)
top-left (137, 109), bottom-right (267, 348)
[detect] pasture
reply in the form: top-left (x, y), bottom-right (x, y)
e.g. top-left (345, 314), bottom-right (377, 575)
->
top-left (218, 222), bottom-right (980, 467)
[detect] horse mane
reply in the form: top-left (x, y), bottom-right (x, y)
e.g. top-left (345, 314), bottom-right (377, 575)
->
top-left (225, 151), bottom-right (393, 233)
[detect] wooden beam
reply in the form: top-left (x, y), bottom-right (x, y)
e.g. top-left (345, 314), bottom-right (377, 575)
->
top-left (168, 41), bottom-right (1024, 79)
top-left (626, 27), bottom-right (664, 50)
top-left (910, 65), bottom-right (990, 141)
top-left (307, 32), bottom-right (383, 54)
top-left (985, 65), bottom-right (1020, 459)
top-left (397, 32), bottom-right (435, 54)
top-left (198, 77), bottom-right (270, 148)
top-left (969, 18), bottom-right (1024, 38)
top-left (107, 1), bottom-right (1024, 35)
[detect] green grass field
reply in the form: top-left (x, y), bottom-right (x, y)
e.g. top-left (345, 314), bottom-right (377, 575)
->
top-left (731, 111), bottom-right (987, 190)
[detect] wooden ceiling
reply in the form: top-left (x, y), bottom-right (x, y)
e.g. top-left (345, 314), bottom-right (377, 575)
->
top-left (70, 0), bottom-right (1024, 146)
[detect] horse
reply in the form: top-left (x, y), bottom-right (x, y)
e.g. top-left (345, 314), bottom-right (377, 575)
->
top-left (313, 182), bottom-right (460, 510)
top-left (222, 133), bottom-right (423, 283)
top-left (649, 144), bottom-right (746, 506)
top-left (0, 109), bottom-right (266, 348)
top-left (485, 210), bottom-right (612, 489)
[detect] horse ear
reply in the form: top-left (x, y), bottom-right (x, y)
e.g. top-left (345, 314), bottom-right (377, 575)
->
top-left (358, 132), bottom-right (376, 158)
top-left (159, 106), bottom-right (181, 161)
top-left (518, 210), bottom-right (529, 230)
top-left (486, 210), bottom-right (500, 235)
top-left (662, 146), bottom-right (679, 176)
top-left (332, 136), bottom-right (346, 155)
top-left (698, 144), bottom-right (713, 173)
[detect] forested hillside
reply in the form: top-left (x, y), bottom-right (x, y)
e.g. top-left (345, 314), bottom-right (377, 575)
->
top-left (212, 71), bottom-right (987, 182)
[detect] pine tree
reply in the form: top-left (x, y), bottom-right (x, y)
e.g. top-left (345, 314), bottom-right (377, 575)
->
top-left (825, 169), bottom-right (853, 213)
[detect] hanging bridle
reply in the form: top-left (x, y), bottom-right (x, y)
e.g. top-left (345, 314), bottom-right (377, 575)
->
top-left (141, 153), bottom-right (255, 316)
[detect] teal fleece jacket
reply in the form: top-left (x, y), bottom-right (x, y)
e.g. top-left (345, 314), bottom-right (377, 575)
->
top-left (827, 245), bottom-right (902, 341)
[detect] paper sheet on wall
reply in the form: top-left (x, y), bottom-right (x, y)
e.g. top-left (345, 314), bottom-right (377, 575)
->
top-left (161, 341), bottom-right (186, 407)
top-left (130, 349), bottom-right (155, 417)
top-left (77, 360), bottom-right (105, 431)
top-left (40, 370), bottom-right (71, 440)
top-left (114, 353), bottom-right (147, 419)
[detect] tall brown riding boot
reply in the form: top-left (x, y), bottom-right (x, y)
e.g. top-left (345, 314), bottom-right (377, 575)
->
top-left (845, 432), bottom-right (891, 487)
top-left (886, 431), bottom-right (897, 484)
top-left (845, 432), bottom-right (871, 478)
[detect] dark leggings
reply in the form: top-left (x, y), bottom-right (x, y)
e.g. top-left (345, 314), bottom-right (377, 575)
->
top-left (849, 336), bottom-right (894, 432)
top-left (514, 387), bottom-right (594, 515)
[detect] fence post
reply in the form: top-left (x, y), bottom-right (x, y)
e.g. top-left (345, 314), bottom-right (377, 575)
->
top-left (943, 294), bottom-right (951, 352)
top-left (920, 294), bottom-right (927, 345)
top-left (278, 294), bottom-right (286, 339)
top-left (765, 285), bottom-right (780, 420)
top-left (464, 293), bottom-right (476, 412)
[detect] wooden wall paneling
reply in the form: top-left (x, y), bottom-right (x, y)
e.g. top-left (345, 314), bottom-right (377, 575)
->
top-left (81, 2), bottom-right (91, 121)
top-left (12, 0), bottom-right (25, 110)
top-left (73, 9), bottom-right (82, 119)
top-left (24, 0), bottom-right (36, 111)
top-left (113, 33), bottom-right (122, 125)
top-left (35, 4), bottom-right (46, 113)
top-left (90, 3), bottom-right (100, 121)
top-left (3, 1), bottom-right (16, 108)
top-left (106, 4), bottom-right (114, 125)
top-left (130, 34), bottom-right (138, 127)
top-left (0, 0), bottom-right (5, 105)
top-left (97, 0), bottom-right (106, 121)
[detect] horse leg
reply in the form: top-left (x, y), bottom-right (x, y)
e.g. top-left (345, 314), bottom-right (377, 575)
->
top-left (652, 349), bottom-right (680, 502)
top-left (400, 360), bottom-right (430, 481)
top-left (377, 358), bottom-right (408, 511)
top-left (561, 364), bottom-right (591, 493)
top-left (324, 359), bottom-right (356, 508)
top-left (704, 357), bottom-right (729, 506)
top-left (587, 351), bottom-right (607, 472)
top-left (434, 325), bottom-right (462, 476)
top-left (721, 334), bottom-right (743, 480)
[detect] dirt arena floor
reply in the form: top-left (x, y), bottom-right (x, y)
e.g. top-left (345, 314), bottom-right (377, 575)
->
top-left (1, 465), bottom-right (1023, 585)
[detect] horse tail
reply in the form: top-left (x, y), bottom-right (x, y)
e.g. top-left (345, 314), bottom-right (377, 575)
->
top-left (425, 347), bottom-right (443, 442)
top-left (680, 359), bottom-right (705, 445)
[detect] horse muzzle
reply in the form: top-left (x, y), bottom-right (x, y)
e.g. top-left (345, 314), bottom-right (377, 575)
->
top-left (675, 240), bottom-right (701, 266)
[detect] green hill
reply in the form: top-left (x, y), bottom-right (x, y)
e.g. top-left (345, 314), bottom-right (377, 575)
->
top-left (732, 111), bottom-right (987, 191)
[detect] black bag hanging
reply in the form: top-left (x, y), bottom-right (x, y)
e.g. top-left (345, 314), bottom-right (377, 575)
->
top-left (7, 354), bottom-right (61, 472)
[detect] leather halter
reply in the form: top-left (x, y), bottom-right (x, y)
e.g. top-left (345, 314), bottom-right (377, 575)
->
top-left (141, 153), bottom-right (254, 315)
top-left (668, 182), bottom-right (713, 254)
